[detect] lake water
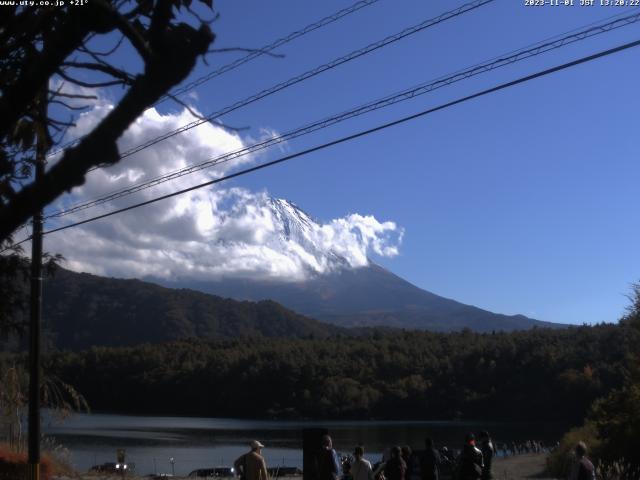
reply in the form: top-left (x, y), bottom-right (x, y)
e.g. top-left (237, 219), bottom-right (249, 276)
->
top-left (44, 413), bottom-right (566, 476)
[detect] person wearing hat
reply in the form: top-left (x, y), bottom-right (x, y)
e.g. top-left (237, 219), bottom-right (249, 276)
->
top-left (455, 433), bottom-right (483, 480)
top-left (234, 440), bottom-right (270, 480)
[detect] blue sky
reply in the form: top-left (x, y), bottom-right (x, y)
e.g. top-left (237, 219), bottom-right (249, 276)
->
top-left (48, 0), bottom-right (640, 325)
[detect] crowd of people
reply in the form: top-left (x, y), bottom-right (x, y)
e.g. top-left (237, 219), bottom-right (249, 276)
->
top-left (232, 432), bottom-right (497, 480)
top-left (231, 433), bottom-right (595, 480)
top-left (494, 439), bottom-right (552, 457)
top-left (338, 432), bottom-right (496, 480)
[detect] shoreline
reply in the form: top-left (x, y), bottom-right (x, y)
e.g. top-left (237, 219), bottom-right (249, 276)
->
top-left (47, 410), bottom-right (570, 423)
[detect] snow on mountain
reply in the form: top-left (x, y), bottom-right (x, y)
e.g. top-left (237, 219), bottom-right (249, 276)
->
top-left (267, 197), bottom-right (351, 271)
top-left (202, 190), bottom-right (403, 280)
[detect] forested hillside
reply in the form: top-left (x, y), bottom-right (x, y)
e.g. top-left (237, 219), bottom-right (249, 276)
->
top-left (42, 323), bottom-right (636, 423)
top-left (36, 268), bottom-right (342, 350)
top-left (5, 266), bottom-right (563, 353)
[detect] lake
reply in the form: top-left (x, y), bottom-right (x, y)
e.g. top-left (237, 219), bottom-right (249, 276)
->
top-left (44, 413), bottom-right (566, 476)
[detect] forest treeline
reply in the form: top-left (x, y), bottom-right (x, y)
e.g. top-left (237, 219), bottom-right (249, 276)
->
top-left (547, 289), bottom-right (640, 479)
top-left (29, 323), bottom-right (638, 423)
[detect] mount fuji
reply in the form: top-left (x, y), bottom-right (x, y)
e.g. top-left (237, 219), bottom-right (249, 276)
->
top-left (152, 197), bottom-right (560, 332)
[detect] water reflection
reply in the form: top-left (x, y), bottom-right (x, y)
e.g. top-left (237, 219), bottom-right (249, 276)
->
top-left (44, 413), bottom-right (566, 476)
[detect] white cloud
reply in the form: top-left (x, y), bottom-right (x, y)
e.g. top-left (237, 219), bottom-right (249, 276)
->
top-left (45, 104), bottom-right (403, 282)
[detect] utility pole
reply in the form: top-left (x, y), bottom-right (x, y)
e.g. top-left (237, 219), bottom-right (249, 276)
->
top-left (28, 96), bottom-right (46, 480)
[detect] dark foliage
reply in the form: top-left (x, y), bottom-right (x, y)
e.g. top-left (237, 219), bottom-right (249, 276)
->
top-left (0, 238), bottom-right (60, 337)
top-left (0, 248), bottom-right (29, 336)
top-left (4, 266), bottom-right (563, 349)
top-left (0, 444), bottom-right (53, 480)
top-left (39, 323), bottom-right (638, 423)
top-left (548, 283), bottom-right (640, 479)
top-left (32, 268), bottom-right (342, 350)
top-left (585, 284), bottom-right (640, 479)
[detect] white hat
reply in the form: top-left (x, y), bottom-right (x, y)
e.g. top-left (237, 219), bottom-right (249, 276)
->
top-left (250, 440), bottom-right (265, 449)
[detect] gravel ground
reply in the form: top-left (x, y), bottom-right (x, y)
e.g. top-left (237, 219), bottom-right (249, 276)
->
top-left (492, 453), bottom-right (556, 480)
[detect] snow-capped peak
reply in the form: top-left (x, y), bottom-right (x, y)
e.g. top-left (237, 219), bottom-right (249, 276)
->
top-left (254, 194), bottom-right (402, 277)
top-left (268, 197), bottom-right (316, 242)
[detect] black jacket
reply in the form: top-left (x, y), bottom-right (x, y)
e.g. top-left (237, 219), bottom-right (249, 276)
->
top-left (479, 440), bottom-right (494, 480)
top-left (456, 444), bottom-right (484, 480)
top-left (419, 448), bottom-right (441, 480)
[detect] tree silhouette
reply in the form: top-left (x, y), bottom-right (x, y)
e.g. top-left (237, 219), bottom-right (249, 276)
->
top-left (0, 0), bottom-right (215, 242)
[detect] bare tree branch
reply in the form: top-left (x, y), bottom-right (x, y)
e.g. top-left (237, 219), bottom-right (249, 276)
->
top-left (47, 81), bottom-right (66, 102)
top-left (49, 100), bottom-right (92, 111)
top-left (0, 8), bottom-right (96, 139)
top-left (207, 47), bottom-right (285, 59)
top-left (56, 69), bottom-right (129, 88)
top-left (51, 122), bottom-right (74, 145)
top-left (185, 5), bottom-right (218, 25)
top-left (79, 33), bottom-right (125, 57)
top-left (48, 118), bottom-right (76, 128)
top-left (0, 17), bottom-right (214, 240)
top-left (165, 93), bottom-right (205, 119)
top-left (48, 90), bottom-right (98, 100)
top-left (93, 0), bottom-right (153, 62)
top-left (62, 61), bottom-right (134, 84)
top-left (165, 93), bottom-right (249, 132)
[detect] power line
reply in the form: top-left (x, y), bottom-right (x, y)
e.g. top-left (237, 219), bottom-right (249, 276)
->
top-left (164, 0), bottom-right (381, 101)
top-left (48, 0), bottom-right (382, 157)
top-left (45, 9), bottom-right (640, 219)
top-left (45, 10), bottom-right (640, 220)
top-left (86, 0), bottom-right (495, 164)
top-left (31, 38), bottom-right (640, 243)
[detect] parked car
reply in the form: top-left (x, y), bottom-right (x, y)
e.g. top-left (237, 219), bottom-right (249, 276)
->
top-left (188, 466), bottom-right (236, 477)
top-left (90, 462), bottom-right (135, 474)
top-left (267, 466), bottom-right (303, 477)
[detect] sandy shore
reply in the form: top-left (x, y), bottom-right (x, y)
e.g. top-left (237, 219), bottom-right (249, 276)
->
top-left (53, 453), bottom-right (555, 480)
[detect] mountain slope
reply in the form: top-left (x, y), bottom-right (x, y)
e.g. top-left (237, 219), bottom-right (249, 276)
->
top-left (39, 268), bottom-right (341, 350)
top-left (162, 263), bottom-right (560, 332)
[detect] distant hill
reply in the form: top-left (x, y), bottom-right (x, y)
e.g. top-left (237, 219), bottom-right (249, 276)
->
top-left (160, 263), bottom-right (562, 332)
top-left (39, 268), bottom-right (341, 351)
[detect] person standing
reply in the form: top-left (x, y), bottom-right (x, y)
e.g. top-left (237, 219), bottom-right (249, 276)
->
top-left (568, 442), bottom-right (596, 480)
top-left (351, 446), bottom-right (373, 480)
top-left (419, 438), bottom-right (441, 480)
top-left (384, 446), bottom-right (407, 480)
top-left (401, 445), bottom-right (419, 480)
top-left (316, 435), bottom-right (342, 480)
top-left (456, 433), bottom-right (483, 480)
top-left (234, 440), bottom-right (270, 480)
top-left (478, 431), bottom-right (494, 480)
